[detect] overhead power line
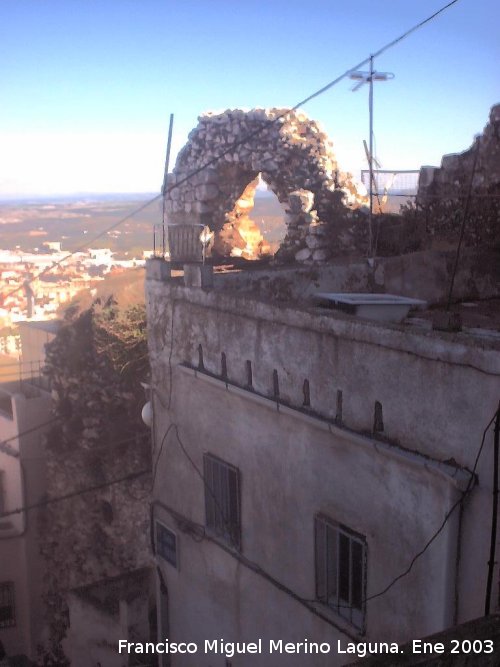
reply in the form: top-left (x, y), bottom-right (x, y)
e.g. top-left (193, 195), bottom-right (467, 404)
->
top-left (2, 0), bottom-right (461, 303)
top-left (160, 402), bottom-right (496, 627)
top-left (0, 468), bottom-right (150, 519)
top-left (346, 405), bottom-right (497, 607)
top-left (147, 0), bottom-right (468, 496)
top-left (1, 422), bottom-right (148, 461)
top-left (1, 194), bottom-right (163, 302)
top-left (0, 417), bottom-right (60, 458)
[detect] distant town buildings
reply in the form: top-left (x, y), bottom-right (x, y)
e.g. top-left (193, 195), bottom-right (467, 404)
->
top-left (0, 321), bottom-right (60, 661)
top-left (0, 242), bottom-right (152, 332)
top-left (142, 104), bottom-right (500, 665)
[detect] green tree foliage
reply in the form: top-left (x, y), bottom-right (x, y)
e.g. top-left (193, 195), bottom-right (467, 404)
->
top-left (38, 299), bottom-right (152, 664)
top-left (44, 299), bottom-right (149, 453)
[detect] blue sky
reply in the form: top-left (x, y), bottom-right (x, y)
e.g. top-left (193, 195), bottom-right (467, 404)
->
top-left (0, 0), bottom-right (498, 196)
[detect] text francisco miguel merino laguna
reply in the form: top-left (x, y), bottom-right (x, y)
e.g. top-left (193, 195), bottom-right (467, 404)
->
top-left (118, 638), bottom-right (404, 659)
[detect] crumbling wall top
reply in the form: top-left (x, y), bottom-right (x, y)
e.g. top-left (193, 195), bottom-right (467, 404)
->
top-left (165, 107), bottom-right (367, 263)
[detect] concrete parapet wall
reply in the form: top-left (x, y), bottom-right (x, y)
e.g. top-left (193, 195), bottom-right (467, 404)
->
top-left (146, 276), bottom-right (500, 470)
top-left (146, 268), bottom-right (500, 651)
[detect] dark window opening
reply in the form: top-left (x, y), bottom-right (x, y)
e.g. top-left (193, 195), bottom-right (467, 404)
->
top-left (336, 390), bottom-right (343, 425)
top-left (0, 582), bottom-right (15, 628)
top-left (203, 454), bottom-right (241, 550)
top-left (245, 360), bottom-right (253, 388)
top-left (156, 521), bottom-right (178, 569)
top-left (315, 515), bottom-right (366, 630)
top-left (303, 379), bottom-right (311, 407)
top-left (374, 401), bottom-right (384, 433)
top-left (272, 369), bottom-right (280, 398)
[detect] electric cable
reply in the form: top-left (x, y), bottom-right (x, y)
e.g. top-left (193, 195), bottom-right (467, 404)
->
top-left (0, 417), bottom-right (61, 457)
top-left (2, 0), bottom-right (462, 303)
top-left (1, 194), bottom-right (163, 302)
top-left (0, 0), bottom-right (471, 621)
top-left (484, 401), bottom-right (500, 614)
top-left (369, 193), bottom-right (500, 199)
top-left (126, 422), bottom-right (176, 502)
top-left (172, 423), bottom-right (242, 549)
top-left (352, 406), bottom-right (497, 607)
top-left (155, 406), bottom-right (496, 631)
top-left (1, 428), bottom-right (148, 465)
top-left (152, 498), bottom-right (357, 641)
top-left (0, 468), bottom-right (149, 519)
top-left (446, 140), bottom-right (481, 310)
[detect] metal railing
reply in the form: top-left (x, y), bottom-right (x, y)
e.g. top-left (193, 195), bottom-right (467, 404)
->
top-left (361, 169), bottom-right (420, 213)
top-left (0, 359), bottom-right (51, 392)
top-left (153, 223), bottom-right (205, 263)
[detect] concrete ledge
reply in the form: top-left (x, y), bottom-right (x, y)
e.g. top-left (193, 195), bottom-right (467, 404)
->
top-left (147, 280), bottom-right (500, 375)
top-left (146, 258), bottom-right (171, 282)
top-left (183, 263), bottom-right (213, 288)
top-left (177, 364), bottom-right (472, 490)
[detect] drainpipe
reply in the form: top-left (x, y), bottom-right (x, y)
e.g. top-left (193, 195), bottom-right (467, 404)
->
top-left (485, 403), bottom-right (500, 615)
top-left (443, 483), bottom-right (463, 629)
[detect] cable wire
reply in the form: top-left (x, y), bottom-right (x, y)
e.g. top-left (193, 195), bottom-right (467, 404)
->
top-left (357, 407), bottom-right (497, 606)
top-left (1, 194), bottom-right (163, 302)
top-left (2, 0), bottom-right (462, 303)
top-left (157, 406), bottom-right (496, 632)
top-left (0, 468), bottom-right (150, 519)
top-left (0, 417), bottom-right (60, 458)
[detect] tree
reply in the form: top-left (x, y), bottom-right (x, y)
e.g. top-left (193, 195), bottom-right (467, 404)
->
top-left (38, 299), bottom-right (152, 664)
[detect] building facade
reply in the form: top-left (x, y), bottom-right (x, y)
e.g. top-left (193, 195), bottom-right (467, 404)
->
top-left (146, 260), bottom-right (500, 667)
top-left (0, 321), bottom-right (59, 660)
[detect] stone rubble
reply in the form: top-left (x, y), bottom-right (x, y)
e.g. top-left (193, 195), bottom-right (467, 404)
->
top-left (165, 108), bottom-right (368, 263)
top-left (416, 104), bottom-right (500, 247)
top-left (213, 176), bottom-right (271, 259)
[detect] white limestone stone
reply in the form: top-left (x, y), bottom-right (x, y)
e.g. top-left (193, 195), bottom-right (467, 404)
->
top-left (195, 184), bottom-right (220, 201)
top-left (295, 247), bottom-right (312, 261)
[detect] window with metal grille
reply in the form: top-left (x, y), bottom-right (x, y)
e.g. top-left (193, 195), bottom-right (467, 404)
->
top-left (156, 521), bottom-right (178, 568)
top-left (315, 515), bottom-right (366, 630)
top-left (203, 454), bottom-right (241, 550)
top-left (0, 582), bottom-right (15, 628)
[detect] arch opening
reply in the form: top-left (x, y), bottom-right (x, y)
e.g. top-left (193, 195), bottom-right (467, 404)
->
top-left (165, 108), bottom-right (368, 265)
top-left (212, 174), bottom-right (287, 261)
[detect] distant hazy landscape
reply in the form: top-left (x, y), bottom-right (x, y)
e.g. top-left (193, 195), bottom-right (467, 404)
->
top-left (0, 189), bottom-right (287, 258)
top-left (0, 193), bottom-right (160, 258)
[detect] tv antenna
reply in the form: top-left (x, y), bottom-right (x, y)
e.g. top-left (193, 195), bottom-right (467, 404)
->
top-left (161, 113), bottom-right (175, 258)
top-left (350, 57), bottom-right (394, 259)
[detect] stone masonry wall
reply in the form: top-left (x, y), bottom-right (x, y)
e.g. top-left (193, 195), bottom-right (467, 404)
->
top-left (38, 307), bottom-right (152, 659)
top-left (165, 108), bottom-right (368, 263)
top-left (416, 104), bottom-right (500, 247)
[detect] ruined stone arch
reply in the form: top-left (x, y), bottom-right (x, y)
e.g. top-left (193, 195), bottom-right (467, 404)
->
top-left (165, 108), bottom-right (366, 262)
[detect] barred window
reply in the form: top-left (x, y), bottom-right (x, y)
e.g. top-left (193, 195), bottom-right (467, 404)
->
top-left (203, 454), bottom-right (241, 550)
top-left (156, 521), bottom-right (178, 569)
top-left (315, 515), bottom-right (366, 630)
top-left (0, 582), bottom-right (15, 628)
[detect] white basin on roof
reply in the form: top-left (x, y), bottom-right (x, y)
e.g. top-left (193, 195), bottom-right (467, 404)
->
top-left (314, 292), bottom-right (427, 323)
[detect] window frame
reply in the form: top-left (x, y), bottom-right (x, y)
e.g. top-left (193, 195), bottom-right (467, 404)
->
top-left (314, 514), bottom-right (367, 631)
top-left (155, 520), bottom-right (179, 569)
top-left (203, 453), bottom-right (241, 550)
top-left (0, 581), bottom-right (15, 629)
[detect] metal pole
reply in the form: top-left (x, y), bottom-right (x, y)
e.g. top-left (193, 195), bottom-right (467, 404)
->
top-left (368, 55), bottom-right (374, 259)
top-left (162, 113), bottom-right (174, 257)
top-left (485, 402), bottom-right (500, 615)
top-left (446, 141), bottom-right (480, 311)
